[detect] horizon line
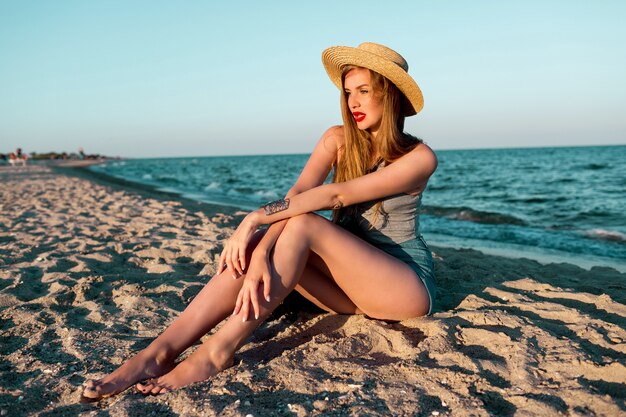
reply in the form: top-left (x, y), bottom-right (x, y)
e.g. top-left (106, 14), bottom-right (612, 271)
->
top-left (119, 142), bottom-right (626, 159)
top-left (3, 142), bottom-right (624, 160)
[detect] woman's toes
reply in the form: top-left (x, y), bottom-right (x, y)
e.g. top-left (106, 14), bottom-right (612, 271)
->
top-left (135, 380), bottom-right (167, 395)
top-left (136, 380), bottom-right (152, 394)
top-left (136, 379), bottom-right (170, 396)
top-left (82, 380), bottom-right (96, 392)
top-left (80, 380), bottom-right (105, 402)
top-left (150, 385), bottom-right (164, 395)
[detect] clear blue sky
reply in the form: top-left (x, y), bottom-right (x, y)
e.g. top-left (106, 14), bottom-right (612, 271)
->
top-left (1, 1), bottom-right (625, 158)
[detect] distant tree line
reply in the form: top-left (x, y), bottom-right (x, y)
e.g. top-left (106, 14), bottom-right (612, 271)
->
top-left (1, 149), bottom-right (114, 161)
top-left (28, 151), bottom-right (104, 160)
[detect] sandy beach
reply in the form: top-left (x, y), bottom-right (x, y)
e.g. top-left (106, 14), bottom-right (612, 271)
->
top-left (1, 164), bottom-right (624, 416)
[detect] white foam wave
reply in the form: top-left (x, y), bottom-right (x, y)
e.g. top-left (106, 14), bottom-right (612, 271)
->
top-left (582, 229), bottom-right (626, 242)
top-left (204, 182), bottom-right (221, 191)
top-left (254, 190), bottom-right (279, 200)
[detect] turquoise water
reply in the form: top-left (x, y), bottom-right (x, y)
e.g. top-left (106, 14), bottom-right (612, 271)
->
top-left (90, 145), bottom-right (626, 271)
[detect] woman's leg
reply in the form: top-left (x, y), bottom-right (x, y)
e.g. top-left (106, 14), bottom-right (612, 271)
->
top-left (293, 252), bottom-right (363, 314)
top-left (81, 232), bottom-right (267, 400)
top-left (136, 213), bottom-right (430, 394)
top-left (288, 215), bottom-right (431, 320)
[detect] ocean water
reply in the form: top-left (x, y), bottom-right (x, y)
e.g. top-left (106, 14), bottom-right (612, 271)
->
top-left (89, 145), bottom-right (626, 271)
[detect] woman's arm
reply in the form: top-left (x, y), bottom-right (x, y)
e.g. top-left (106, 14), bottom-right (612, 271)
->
top-left (252, 127), bottom-right (340, 255)
top-left (223, 127), bottom-right (341, 320)
top-left (252, 143), bottom-right (438, 227)
top-left (218, 126), bottom-right (341, 276)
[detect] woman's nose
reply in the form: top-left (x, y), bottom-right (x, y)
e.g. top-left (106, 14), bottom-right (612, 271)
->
top-left (349, 95), bottom-right (359, 109)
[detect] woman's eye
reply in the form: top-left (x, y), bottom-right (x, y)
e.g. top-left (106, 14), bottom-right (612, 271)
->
top-left (360, 89), bottom-right (369, 94)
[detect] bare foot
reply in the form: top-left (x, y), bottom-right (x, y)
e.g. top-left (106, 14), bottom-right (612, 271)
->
top-left (81, 349), bottom-right (176, 402)
top-left (136, 343), bottom-right (233, 395)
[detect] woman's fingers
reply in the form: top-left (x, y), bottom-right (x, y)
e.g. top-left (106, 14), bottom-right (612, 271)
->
top-left (229, 251), bottom-right (238, 275)
top-left (250, 287), bottom-right (260, 320)
top-left (225, 256), bottom-right (235, 278)
top-left (218, 215), bottom-right (259, 278)
top-left (241, 289), bottom-right (250, 322)
top-left (219, 239), bottom-right (241, 277)
top-left (219, 222), bottom-right (257, 277)
top-left (262, 272), bottom-right (271, 303)
top-left (233, 244), bottom-right (244, 275)
top-left (221, 244), bottom-right (233, 277)
top-left (233, 289), bottom-right (243, 316)
top-left (238, 245), bottom-right (246, 272)
top-left (225, 246), bottom-right (240, 278)
top-left (235, 279), bottom-right (264, 322)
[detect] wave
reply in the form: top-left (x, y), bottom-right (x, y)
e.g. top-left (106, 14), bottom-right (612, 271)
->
top-left (504, 195), bottom-right (569, 204)
top-left (155, 175), bottom-right (183, 185)
top-left (581, 229), bottom-right (626, 243)
top-left (550, 178), bottom-right (575, 184)
top-left (254, 190), bottom-right (280, 200)
top-left (505, 196), bottom-right (548, 204)
top-left (422, 205), bottom-right (526, 226)
top-left (581, 163), bottom-right (608, 170)
top-left (204, 182), bottom-right (221, 191)
top-left (572, 210), bottom-right (613, 221)
top-left (425, 184), bottom-right (452, 191)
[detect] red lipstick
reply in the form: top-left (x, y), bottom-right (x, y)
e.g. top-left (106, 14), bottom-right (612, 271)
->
top-left (353, 112), bottom-right (366, 122)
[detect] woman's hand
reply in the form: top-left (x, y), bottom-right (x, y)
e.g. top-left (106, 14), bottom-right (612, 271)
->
top-left (217, 211), bottom-right (262, 278)
top-left (232, 249), bottom-right (273, 321)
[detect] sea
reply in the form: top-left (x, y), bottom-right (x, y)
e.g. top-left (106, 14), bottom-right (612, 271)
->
top-left (89, 145), bottom-right (626, 272)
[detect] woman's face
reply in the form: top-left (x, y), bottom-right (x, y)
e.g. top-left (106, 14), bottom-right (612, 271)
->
top-left (344, 67), bottom-right (384, 137)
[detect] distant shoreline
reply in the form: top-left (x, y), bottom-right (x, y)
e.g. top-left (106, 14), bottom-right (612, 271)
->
top-left (18, 143), bottom-right (620, 161)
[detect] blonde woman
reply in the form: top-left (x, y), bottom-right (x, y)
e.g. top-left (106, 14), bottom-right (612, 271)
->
top-left (82, 42), bottom-right (437, 399)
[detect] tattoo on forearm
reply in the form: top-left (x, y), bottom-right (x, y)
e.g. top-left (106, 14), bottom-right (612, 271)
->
top-left (262, 198), bottom-right (290, 215)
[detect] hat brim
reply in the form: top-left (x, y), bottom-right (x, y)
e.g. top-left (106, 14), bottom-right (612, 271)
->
top-left (322, 46), bottom-right (424, 116)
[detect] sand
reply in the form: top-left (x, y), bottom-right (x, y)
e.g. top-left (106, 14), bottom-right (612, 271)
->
top-left (0, 164), bottom-right (624, 416)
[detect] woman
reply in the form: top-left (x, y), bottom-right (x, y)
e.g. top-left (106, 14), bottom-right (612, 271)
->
top-left (82, 42), bottom-right (437, 400)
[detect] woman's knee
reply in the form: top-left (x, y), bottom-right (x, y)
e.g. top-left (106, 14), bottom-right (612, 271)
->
top-left (281, 213), bottom-right (322, 240)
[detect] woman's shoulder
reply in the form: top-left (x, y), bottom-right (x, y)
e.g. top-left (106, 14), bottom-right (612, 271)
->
top-left (411, 141), bottom-right (436, 158)
top-left (322, 125), bottom-right (345, 142)
top-left (320, 125), bottom-right (345, 153)
top-left (396, 140), bottom-right (438, 175)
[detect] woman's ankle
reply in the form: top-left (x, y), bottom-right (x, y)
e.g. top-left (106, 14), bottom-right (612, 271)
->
top-left (200, 339), bottom-right (236, 370)
top-left (141, 343), bottom-right (177, 367)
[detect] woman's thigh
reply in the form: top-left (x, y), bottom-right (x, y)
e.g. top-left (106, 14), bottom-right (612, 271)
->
top-left (279, 214), bottom-right (430, 320)
top-left (295, 253), bottom-right (361, 315)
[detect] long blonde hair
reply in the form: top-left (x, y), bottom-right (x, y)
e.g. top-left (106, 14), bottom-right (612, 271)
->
top-left (332, 66), bottom-right (422, 222)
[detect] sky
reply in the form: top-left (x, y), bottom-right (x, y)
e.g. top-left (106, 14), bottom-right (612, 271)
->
top-left (1, 1), bottom-right (625, 158)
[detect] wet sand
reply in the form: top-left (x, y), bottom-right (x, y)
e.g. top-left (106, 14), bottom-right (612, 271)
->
top-left (1, 164), bottom-right (624, 416)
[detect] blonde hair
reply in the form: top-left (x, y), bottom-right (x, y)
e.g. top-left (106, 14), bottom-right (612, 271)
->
top-left (332, 66), bottom-right (422, 223)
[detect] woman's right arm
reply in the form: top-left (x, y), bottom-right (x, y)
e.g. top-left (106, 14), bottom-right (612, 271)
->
top-left (250, 125), bottom-right (341, 257)
top-left (218, 125), bottom-right (341, 276)
top-left (226, 126), bottom-right (342, 320)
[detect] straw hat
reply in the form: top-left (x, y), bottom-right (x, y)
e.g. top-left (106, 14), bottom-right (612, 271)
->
top-left (322, 42), bottom-right (424, 116)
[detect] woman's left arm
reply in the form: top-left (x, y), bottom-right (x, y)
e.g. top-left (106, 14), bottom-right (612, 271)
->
top-left (225, 144), bottom-right (437, 265)
top-left (260, 144), bottom-right (436, 221)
